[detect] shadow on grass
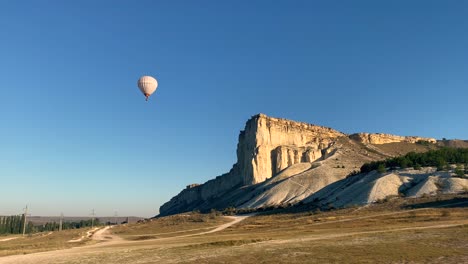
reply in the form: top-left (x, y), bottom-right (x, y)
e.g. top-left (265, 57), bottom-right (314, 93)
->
top-left (402, 197), bottom-right (468, 209)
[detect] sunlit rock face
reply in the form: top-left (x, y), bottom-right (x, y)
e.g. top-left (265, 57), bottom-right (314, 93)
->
top-left (349, 133), bottom-right (436, 145)
top-left (159, 114), bottom-right (442, 216)
top-left (237, 114), bottom-right (344, 184)
top-left (160, 114), bottom-right (345, 216)
top-left (272, 146), bottom-right (322, 174)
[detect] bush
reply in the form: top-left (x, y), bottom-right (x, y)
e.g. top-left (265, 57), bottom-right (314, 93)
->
top-left (222, 207), bottom-right (237, 216)
top-left (454, 165), bottom-right (464, 178)
top-left (416, 140), bottom-right (432, 146)
top-left (209, 209), bottom-right (220, 219)
top-left (346, 170), bottom-right (361, 178)
top-left (441, 210), bottom-right (451, 217)
top-left (377, 164), bottom-right (386, 173)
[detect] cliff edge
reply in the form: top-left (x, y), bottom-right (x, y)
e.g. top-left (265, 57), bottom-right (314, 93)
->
top-left (159, 114), bottom-right (437, 216)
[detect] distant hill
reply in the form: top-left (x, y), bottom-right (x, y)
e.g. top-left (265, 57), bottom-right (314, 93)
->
top-left (159, 114), bottom-right (467, 216)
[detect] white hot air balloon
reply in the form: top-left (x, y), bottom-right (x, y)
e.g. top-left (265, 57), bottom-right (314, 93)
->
top-left (137, 76), bottom-right (158, 101)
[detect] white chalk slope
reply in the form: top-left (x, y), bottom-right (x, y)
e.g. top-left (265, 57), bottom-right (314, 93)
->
top-left (305, 167), bottom-right (468, 208)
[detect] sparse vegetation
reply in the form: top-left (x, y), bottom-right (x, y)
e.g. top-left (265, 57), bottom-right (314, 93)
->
top-left (416, 140), bottom-right (433, 146)
top-left (111, 212), bottom-right (230, 240)
top-left (441, 210), bottom-right (451, 217)
top-left (222, 206), bottom-right (237, 215)
top-left (346, 170), bottom-right (361, 178)
top-left (0, 228), bottom-right (89, 257)
top-left (2, 194), bottom-right (467, 263)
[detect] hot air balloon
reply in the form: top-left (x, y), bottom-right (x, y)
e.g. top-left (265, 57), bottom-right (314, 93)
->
top-left (137, 76), bottom-right (158, 101)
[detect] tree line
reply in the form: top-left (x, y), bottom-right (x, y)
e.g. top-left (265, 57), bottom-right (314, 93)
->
top-left (0, 215), bottom-right (101, 235)
top-left (0, 215), bottom-right (28, 235)
top-left (359, 147), bottom-right (468, 174)
top-left (33, 218), bottom-right (101, 233)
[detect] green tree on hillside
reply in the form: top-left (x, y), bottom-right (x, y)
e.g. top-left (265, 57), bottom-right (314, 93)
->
top-left (455, 165), bottom-right (464, 177)
top-left (377, 164), bottom-right (386, 173)
top-left (359, 148), bottom-right (468, 174)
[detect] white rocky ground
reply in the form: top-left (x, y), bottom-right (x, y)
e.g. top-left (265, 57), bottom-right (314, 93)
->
top-left (305, 167), bottom-right (468, 208)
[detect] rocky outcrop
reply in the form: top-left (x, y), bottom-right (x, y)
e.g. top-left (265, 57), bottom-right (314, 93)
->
top-left (238, 114), bottom-right (345, 184)
top-left (159, 165), bottom-right (243, 216)
top-left (349, 133), bottom-right (436, 145)
top-left (160, 114), bottom-right (345, 215)
top-left (159, 114), bottom-right (444, 216)
top-left (307, 168), bottom-right (468, 208)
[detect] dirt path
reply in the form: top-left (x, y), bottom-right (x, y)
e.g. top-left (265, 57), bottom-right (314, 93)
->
top-left (118, 214), bottom-right (256, 241)
top-left (196, 214), bottom-right (254, 235)
top-left (0, 214), bottom-right (253, 264)
top-left (90, 226), bottom-right (122, 242)
top-left (123, 226), bottom-right (214, 237)
top-left (0, 208), bottom-right (465, 264)
top-left (68, 227), bottom-right (100, 243)
top-left (0, 237), bottom-right (20, 242)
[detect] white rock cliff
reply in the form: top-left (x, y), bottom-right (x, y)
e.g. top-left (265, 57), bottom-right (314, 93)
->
top-left (350, 133), bottom-right (436, 145)
top-left (159, 114), bottom-right (440, 216)
top-left (237, 114), bottom-right (345, 184)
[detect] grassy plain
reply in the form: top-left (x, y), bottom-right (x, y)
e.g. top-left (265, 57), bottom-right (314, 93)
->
top-left (0, 194), bottom-right (467, 263)
top-left (0, 229), bottom-right (89, 257)
top-left (112, 213), bottom-right (232, 240)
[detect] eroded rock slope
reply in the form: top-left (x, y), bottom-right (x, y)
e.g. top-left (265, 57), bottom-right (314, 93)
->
top-left (159, 114), bottom-right (440, 216)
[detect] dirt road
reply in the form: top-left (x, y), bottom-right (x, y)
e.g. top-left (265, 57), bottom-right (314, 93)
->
top-left (90, 226), bottom-right (122, 243)
top-left (0, 214), bottom-right (253, 264)
top-left (0, 237), bottom-right (20, 242)
top-left (0, 211), bottom-right (465, 264)
top-left (193, 214), bottom-right (254, 235)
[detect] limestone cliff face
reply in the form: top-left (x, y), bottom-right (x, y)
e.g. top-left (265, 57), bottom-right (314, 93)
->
top-left (273, 146), bottom-right (322, 173)
top-left (159, 114), bottom-right (440, 216)
top-left (159, 114), bottom-right (345, 215)
top-left (349, 133), bottom-right (436, 145)
top-left (237, 114), bottom-right (345, 184)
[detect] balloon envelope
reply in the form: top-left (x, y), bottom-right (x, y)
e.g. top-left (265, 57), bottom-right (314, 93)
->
top-left (137, 76), bottom-right (158, 99)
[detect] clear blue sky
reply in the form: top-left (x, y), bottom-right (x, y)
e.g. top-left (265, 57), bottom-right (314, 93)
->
top-left (1, 1), bottom-right (467, 217)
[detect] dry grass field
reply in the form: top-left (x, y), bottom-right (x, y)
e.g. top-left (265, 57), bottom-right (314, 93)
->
top-left (0, 229), bottom-right (90, 257)
top-left (0, 194), bottom-right (467, 264)
top-left (112, 213), bottom-right (232, 240)
top-left (375, 142), bottom-right (438, 157)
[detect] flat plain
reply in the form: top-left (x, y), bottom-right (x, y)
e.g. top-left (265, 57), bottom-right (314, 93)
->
top-left (0, 194), bottom-right (467, 264)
